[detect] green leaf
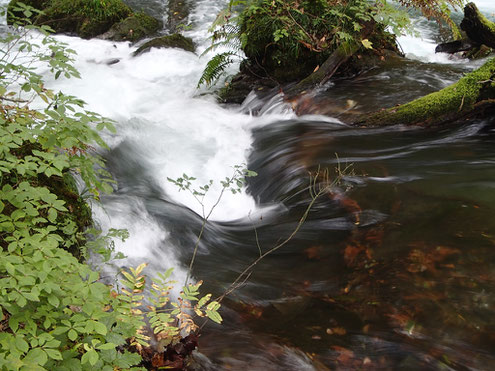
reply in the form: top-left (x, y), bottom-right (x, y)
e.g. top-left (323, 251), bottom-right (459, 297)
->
top-left (96, 342), bottom-right (116, 350)
top-left (93, 321), bottom-right (107, 336)
top-left (5, 262), bottom-right (16, 275)
top-left (47, 208), bottom-right (58, 223)
top-left (47, 294), bottom-right (59, 307)
top-left (44, 348), bottom-right (63, 360)
top-left (53, 326), bottom-right (70, 335)
top-left (15, 336), bottom-right (29, 353)
top-left (25, 348), bottom-right (48, 366)
top-left (81, 349), bottom-right (99, 366)
top-left (197, 294), bottom-right (212, 308)
top-left (68, 329), bottom-right (78, 341)
top-left (206, 309), bottom-right (223, 324)
top-left (23, 291), bottom-right (40, 302)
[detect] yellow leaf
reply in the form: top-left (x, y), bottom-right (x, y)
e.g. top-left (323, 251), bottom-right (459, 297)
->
top-left (361, 39), bottom-right (373, 49)
top-left (135, 263), bottom-right (148, 276)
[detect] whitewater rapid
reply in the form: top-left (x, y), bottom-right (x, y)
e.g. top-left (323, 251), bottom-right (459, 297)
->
top-left (0, 0), bottom-right (492, 280)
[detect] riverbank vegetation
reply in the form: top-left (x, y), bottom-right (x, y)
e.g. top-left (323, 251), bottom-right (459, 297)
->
top-left (0, 7), bottom-right (222, 370)
top-left (200, 0), bottom-right (495, 128)
top-left (199, 0), bottom-right (466, 101)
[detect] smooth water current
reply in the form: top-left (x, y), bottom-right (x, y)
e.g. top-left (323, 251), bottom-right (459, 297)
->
top-left (2, 0), bottom-right (495, 369)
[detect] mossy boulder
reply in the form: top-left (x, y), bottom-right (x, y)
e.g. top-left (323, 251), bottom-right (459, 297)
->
top-left (7, 0), bottom-right (150, 39)
top-left (102, 11), bottom-right (163, 42)
top-left (133, 34), bottom-right (195, 56)
top-left (238, 0), bottom-right (401, 84)
top-left (240, 1), bottom-right (330, 82)
top-left (8, 0), bottom-right (163, 40)
top-left (37, 0), bottom-right (133, 39)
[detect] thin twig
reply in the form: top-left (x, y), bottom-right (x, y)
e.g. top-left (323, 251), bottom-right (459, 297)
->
top-left (0, 96), bottom-right (28, 103)
top-left (215, 167), bottom-right (335, 304)
top-left (248, 211), bottom-right (262, 257)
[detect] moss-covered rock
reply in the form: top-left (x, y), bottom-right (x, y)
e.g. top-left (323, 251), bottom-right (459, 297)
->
top-left (8, 0), bottom-right (136, 38)
top-left (466, 44), bottom-right (493, 59)
top-left (133, 33), bottom-right (195, 56)
top-left (102, 11), bottom-right (163, 42)
top-left (37, 0), bottom-right (133, 38)
top-left (8, 0), bottom-right (163, 41)
top-left (238, 0), bottom-right (400, 84)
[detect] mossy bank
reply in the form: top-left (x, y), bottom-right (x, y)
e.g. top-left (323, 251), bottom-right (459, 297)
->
top-left (7, 0), bottom-right (162, 40)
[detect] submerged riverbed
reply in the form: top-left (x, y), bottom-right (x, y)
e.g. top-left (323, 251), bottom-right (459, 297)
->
top-left (2, 0), bottom-right (495, 369)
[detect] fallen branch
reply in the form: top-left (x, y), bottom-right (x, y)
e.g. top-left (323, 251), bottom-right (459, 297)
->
top-left (354, 57), bottom-right (495, 127)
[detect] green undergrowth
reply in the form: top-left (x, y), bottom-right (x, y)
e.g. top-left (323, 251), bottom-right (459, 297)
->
top-left (360, 57), bottom-right (495, 126)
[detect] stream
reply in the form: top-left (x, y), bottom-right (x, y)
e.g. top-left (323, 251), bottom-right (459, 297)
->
top-left (2, 0), bottom-right (495, 369)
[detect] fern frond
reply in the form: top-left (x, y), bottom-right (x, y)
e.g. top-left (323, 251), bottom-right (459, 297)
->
top-left (197, 52), bottom-right (238, 88)
top-left (201, 24), bottom-right (242, 57)
top-left (397, 0), bottom-right (465, 37)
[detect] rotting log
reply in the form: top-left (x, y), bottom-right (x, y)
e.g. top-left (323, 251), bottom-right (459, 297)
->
top-left (354, 58), bottom-right (495, 127)
top-left (460, 2), bottom-right (495, 49)
top-left (285, 21), bottom-right (378, 96)
top-left (435, 39), bottom-right (478, 54)
top-left (436, 3), bottom-right (495, 56)
top-left (285, 43), bottom-right (359, 96)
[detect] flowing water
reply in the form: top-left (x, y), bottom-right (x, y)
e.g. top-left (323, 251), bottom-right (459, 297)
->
top-left (2, 0), bottom-right (495, 369)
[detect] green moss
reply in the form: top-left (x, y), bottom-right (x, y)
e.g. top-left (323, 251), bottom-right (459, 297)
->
top-left (475, 5), bottom-right (495, 34)
top-left (105, 11), bottom-right (162, 42)
top-left (238, 0), bottom-right (400, 83)
top-left (133, 34), bottom-right (195, 56)
top-left (35, 0), bottom-right (132, 38)
top-left (361, 57), bottom-right (495, 126)
top-left (240, 1), bottom-right (330, 82)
